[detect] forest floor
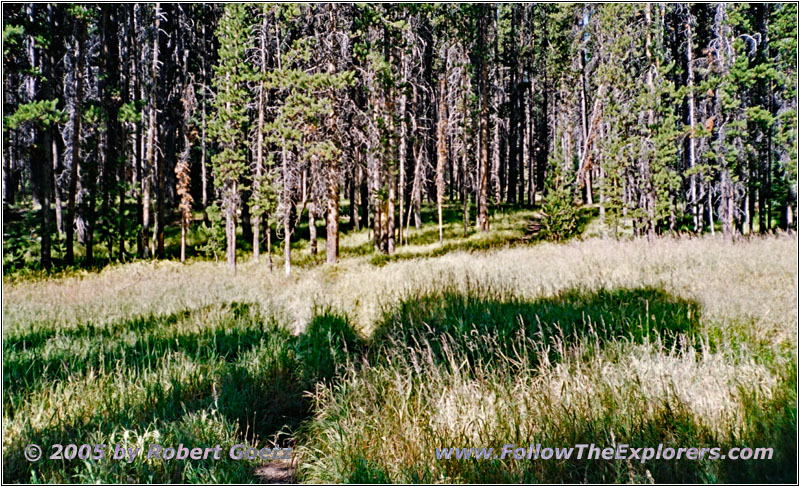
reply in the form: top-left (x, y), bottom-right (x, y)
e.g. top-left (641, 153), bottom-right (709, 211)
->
top-left (2, 207), bottom-right (797, 483)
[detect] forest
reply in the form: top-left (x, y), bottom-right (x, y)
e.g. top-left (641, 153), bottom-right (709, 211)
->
top-left (2, 3), bottom-right (798, 485)
top-left (3, 3), bottom-right (797, 273)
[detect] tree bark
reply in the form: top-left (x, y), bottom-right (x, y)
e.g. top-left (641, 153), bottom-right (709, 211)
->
top-left (478, 4), bottom-right (490, 232)
top-left (200, 19), bottom-right (208, 212)
top-left (308, 200), bottom-right (317, 254)
top-left (397, 49), bottom-right (408, 246)
top-left (436, 77), bottom-right (447, 244)
top-left (226, 196), bottom-right (236, 272)
top-left (65, 17), bottom-right (86, 266)
top-left (326, 156), bottom-right (339, 263)
top-left (686, 9), bottom-right (700, 233)
top-left (144, 3), bottom-right (161, 258)
top-left (52, 129), bottom-right (63, 238)
top-left (253, 7), bottom-right (267, 262)
top-left (644, 3), bottom-right (656, 241)
top-left (102, 5), bottom-right (122, 261)
top-left (283, 148), bottom-right (292, 275)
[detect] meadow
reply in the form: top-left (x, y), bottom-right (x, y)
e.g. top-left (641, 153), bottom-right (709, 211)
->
top-left (2, 208), bottom-right (797, 483)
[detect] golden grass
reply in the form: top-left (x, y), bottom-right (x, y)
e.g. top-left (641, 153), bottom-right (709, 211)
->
top-left (3, 233), bottom-right (797, 483)
top-left (5, 234), bottom-right (796, 343)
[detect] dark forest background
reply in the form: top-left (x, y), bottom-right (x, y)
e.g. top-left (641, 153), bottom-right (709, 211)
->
top-left (3, 3), bottom-right (797, 273)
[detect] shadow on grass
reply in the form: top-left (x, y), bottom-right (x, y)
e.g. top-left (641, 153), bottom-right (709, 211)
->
top-left (2, 302), bottom-right (363, 483)
top-left (371, 285), bottom-right (701, 371)
top-left (428, 372), bottom-right (797, 484)
top-left (2, 304), bottom-right (278, 404)
top-left (323, 285), bottom-right (796, 484)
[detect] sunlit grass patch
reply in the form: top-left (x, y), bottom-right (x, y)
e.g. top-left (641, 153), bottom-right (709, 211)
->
top-left (2, 212), bottom-right (796, 483)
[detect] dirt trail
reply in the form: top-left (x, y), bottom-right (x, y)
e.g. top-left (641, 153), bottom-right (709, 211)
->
top-left (254, 459), bottom-right (295, 484)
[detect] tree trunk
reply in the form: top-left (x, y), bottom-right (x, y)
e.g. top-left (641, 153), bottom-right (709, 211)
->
top-left (102, 5), bottom-right (122, 261)
top-left (359, 164), bottom-right (369, 233)
top-left (308, 200), bottom-right (317, 254)
top-left (708, 185), bottom-right (715, 235)
top-left (226, 209), bottom-right (236, 272)
top-left (84, 126), bottom-right (98, 267)
top-left (144, 3), bottom-right (161, 258)
top-left (491, 107), bottom-right (501, 204)
top-left (65, 18), bottom-right (86, 266)
top-left (385, 75), bottom-right (396, 255)
top-left (721, 168), bottom-right (734, 242)
top-left (644, 4), bottom-right (656, 242)
top-left (326, 156), bottom-right (339, 263)
top-left (266, 214), bottom-right (273, 271)
top-left (686, 10), bottom-right (700, 233)
top-left (283, 148), bottom-right (292, 275)
top-left (579, 49), bottom-right (592, 205)
top-left (478, 5), bottom-right (490, 232)
top-left (348, 165), bottom-right (357, 230)
top-left (398, 50), bottom-right (408, 246)
top-left (436, 77), bottom-right (447, 244)
top-left (200, 21), bottom-right (209, 212)
top-left (36, 6), bottom-right (56, 269)
top-left (52, 130), bottom-right (63, 238)
top-left (253, 8), bottom-right (267, 262)
top-left (411, 97), bottom-right (423, 231)
top-left (40, 126), bottom-right (53, 270)
top-left (129, 5), bottom-right (144, 257)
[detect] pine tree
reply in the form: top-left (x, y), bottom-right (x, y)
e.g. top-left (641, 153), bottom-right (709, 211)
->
top-left (210, 3), bottom-right (251, 272)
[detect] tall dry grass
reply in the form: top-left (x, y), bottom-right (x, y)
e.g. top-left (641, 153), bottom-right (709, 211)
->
top-left (3, 234), bottom-right (797, 483)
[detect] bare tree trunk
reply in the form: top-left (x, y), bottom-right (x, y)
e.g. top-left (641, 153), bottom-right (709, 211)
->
top-left (644, 4), bottom-right (656, 242)
top-left (478, 5), bottom-right (490, 232)
top-left (370, 152), bottom-right (382, 251)
top-left (52, 131), bottom-right (63, 237)
top-left (579, 49), bottom-right (592, 205)
top-left (527, 78), bottom-right (535, 206)
top-left (721, 168), bottom-right (734, 242)
top-left (491, 101), bottom-right (501, 203)
top-left (129, 5), bottom-right (144, 257)
top-left (35, 7), bottom-right (56, 269)
top-left (200, 21), bottom-right (208, 212)
top-left (406, 115), bottom-right (424, 240)
top-left (599, 122), bottom-right (606, 221)
top-left (436, 77), bottom-right (447, 244)
top-left (387, 162), bottom-right (396, 255)
top-left (283, 147), bottom-right (292, 275)
top-left (708, 186), bottom-right (715, 235)
top-left (308, 200), bottom-right (317, 254)
top-left (411, 85), bottom-right (423, 231)
top-left (326, 156), bottom-right (339, 263)
top-left (118, 7), bottom-right (130, 262)
top-left (686, 10), bottom-right (700, 233)
top-left (65, 18), bottom-right (86, 265)
top-left (41, 123), bottom-right (53, 270)
top-left (462, 150), bottom-right (469, 236)
top-left (226, 200), bottom-right (236, 272)
top-left (359, 163), bottom-right (369, 233)
top-left (397, 50), bottom-right (408, 246)
top-left (180, 225), bottom-right (186, 263)
top-left (385, 82), bottom-right (396, 255)
top-left (349, 165), bottom-right (358, 230)
top-left (266, 214), bottom-right (273, 270)
top-left (144, 3), bottom-right (161, 258)
top-left (253, 9), bottom-right (267, 262)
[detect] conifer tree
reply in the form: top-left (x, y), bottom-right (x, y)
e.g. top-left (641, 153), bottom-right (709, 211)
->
top-left (210, 3), bottom-right (251, 272)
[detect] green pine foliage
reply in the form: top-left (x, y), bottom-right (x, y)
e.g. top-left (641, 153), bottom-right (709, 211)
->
top-left (209, 3), bottom-right (252, 258)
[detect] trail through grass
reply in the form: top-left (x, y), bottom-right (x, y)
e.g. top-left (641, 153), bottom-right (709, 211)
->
top-left (3, 221), bottom-right (796, 483)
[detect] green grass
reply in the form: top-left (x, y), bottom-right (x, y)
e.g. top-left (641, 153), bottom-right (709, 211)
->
top-left (2, 301), bottom-right (372, 483)
top-left (297, 285), bottom-right (794, 483)
top-left (3, 205), bottom-right (797, 483)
